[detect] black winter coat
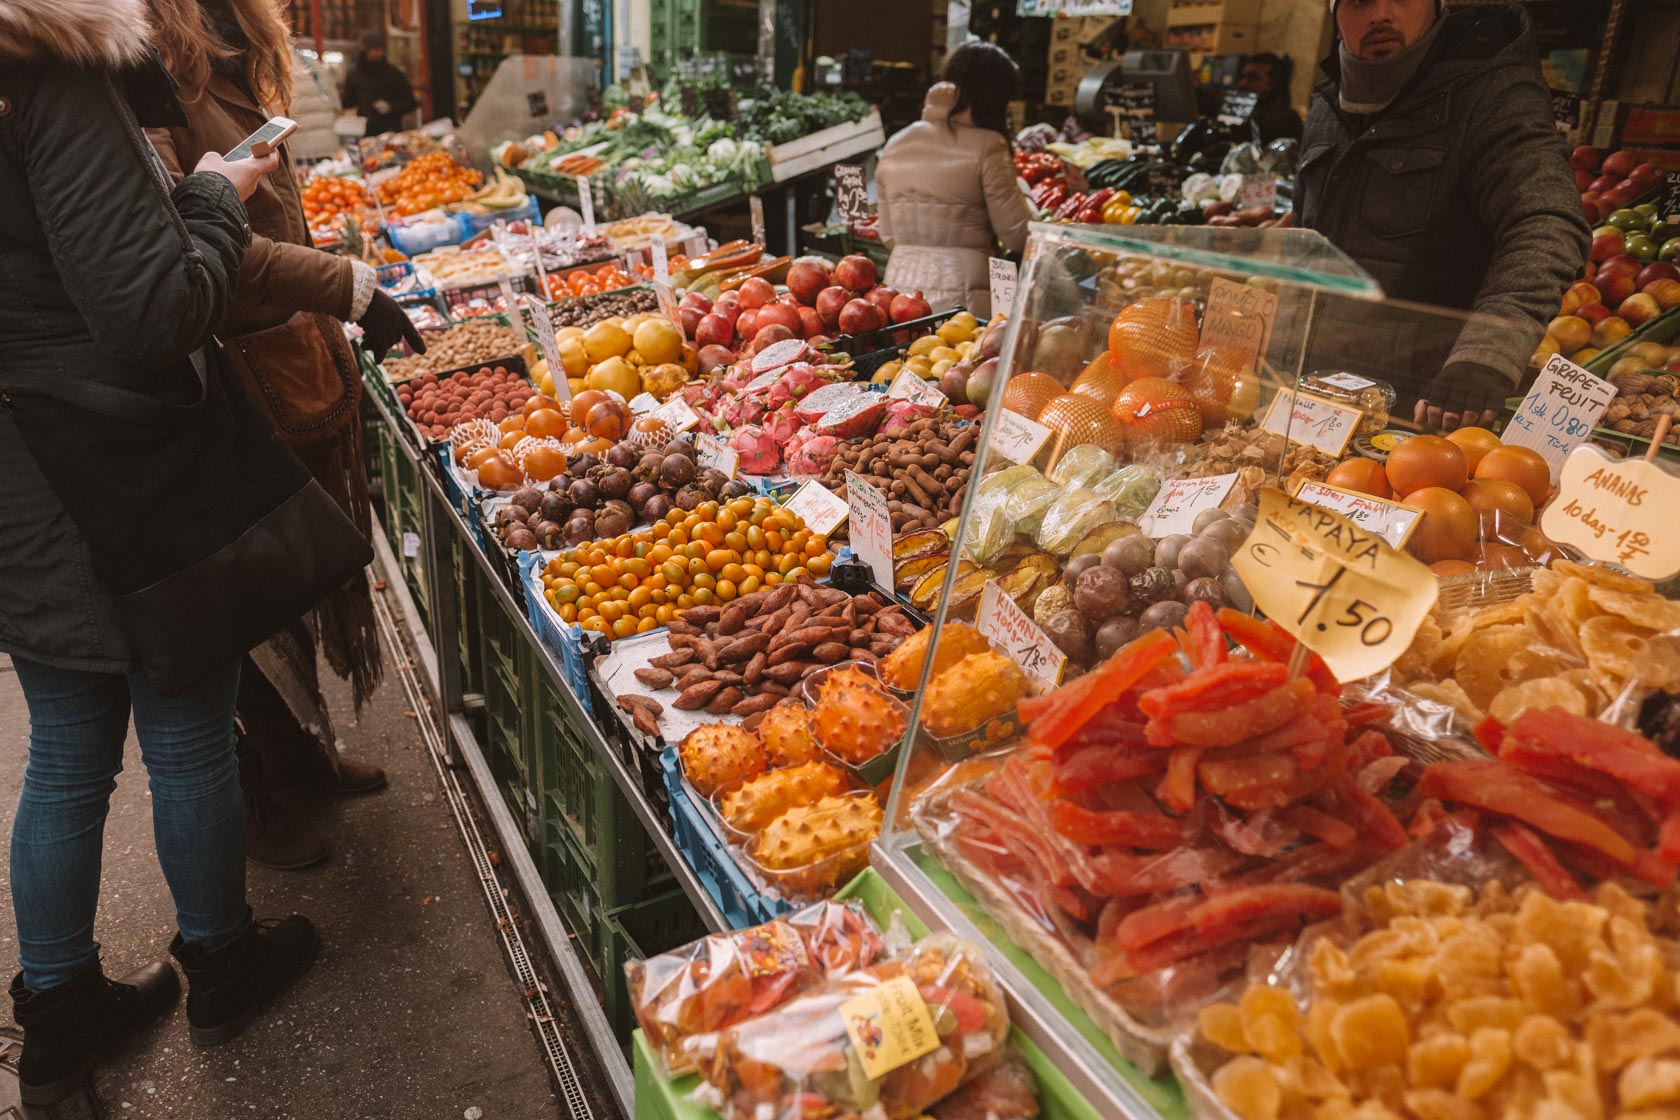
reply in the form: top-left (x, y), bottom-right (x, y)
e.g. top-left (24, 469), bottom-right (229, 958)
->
top-left (0, 0), bottom-right (250, 672)
top-left (1294, 7), bottom-right (1589, 395)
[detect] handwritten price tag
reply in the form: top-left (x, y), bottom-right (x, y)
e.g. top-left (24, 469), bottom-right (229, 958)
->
top-left (1502, 354), bottom-right (1617, 483)
top-left (988, 258), bottom-right (1018, 317)
top-left (886, 368), bottom-right (947, 407)
top-left (784, 480), bottom-right (849, 537)
top-left (648, 395), bottom-right (700, 435)
top-left (1231, 487), bottom-right (1437, 683)
top-left (990, 408), bottom-right (1052, 465)
top-left (695, 432), bottom-right (738, 479)
top-left (845, 471), bottom-right (894, 589)
top-left (1238, 174), bottom-right (1278, 213)
top-left (650, 234), bottom-right (670, 286)
top-left (835, 164), bottom-right (868, 226)
top-left (1540, 446), bottom-right (1680, 579)
top-left (627, 392), bottom-right (660, 416)
top-left (528, 301), bottom-right (569, 401)
top-left (1139, 473), bottom-right (1237, 538)
top-left (1199, 277), bottom-right (1277, 367)
top-left (576, 176), bottom-right (595, 233)
top-left (977, 581), bottom-right (1065, 691)
top-left (1294, 481), bottom-right (1421, 550)
top-left (1260, 388), bottom-right (1363, 457)
top-left (498, 275), bottom-right (524, 330)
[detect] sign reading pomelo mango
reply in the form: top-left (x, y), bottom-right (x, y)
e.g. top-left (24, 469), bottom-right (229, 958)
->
top-left (1540, 446), bottom-right (1680, 579)
top-left (1199, 277), bottom-right (1277, 367)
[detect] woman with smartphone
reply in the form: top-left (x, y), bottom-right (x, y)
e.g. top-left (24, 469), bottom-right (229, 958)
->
top-left (145, 0), bottom-right (425, 871)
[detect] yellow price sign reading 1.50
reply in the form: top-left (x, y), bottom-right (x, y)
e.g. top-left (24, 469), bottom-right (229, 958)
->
top-left (1232, 487), bottom-right (1438, 683)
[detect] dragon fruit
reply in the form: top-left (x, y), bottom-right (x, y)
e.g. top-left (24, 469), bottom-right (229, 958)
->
top-left (817, 392), bottom-right (889, 438)
top-left (720, 392), bottom-right (769, 428)
top-left (729, 425), bottom-right (781, 474)
top-left (877, 399), bottom-right (940, 439)
top-left (681, 380), bottom-right (720, 414)
top-left (761, 405), bottom-right (802, 446)
top-left (794, 381), bottom-right (869, 424)
top-left (785, 433), bottom-right (841, 477)
top-left (764, 362), bottom-right (832, 410)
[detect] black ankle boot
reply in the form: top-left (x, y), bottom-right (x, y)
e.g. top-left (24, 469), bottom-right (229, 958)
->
top-left (9, 960), bottom-right (179, 1105)
top-left (169, 917), bottom-right (318, 1047)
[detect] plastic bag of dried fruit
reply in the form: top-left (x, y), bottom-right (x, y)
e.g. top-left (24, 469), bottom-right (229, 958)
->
top-left (700, 933), bottom-right (1010, 1120)
top-left (626, 900), bottom-right (895, 1076)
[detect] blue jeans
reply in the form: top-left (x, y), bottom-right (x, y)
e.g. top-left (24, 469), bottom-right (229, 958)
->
top-left (9, 658), bottom-right (251, 991)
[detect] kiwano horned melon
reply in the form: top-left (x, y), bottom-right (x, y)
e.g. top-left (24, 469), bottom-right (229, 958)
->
top-left (877, 621), bottom-right (992, 693)
top-left (812, 668), bottom-right (907, 765)
top-left (758, 703), bottom-right (820, 768)
top-left (922, 650), bottom-right (1031, 738)
top-left (719, 761), bottom-right (850, 834)
top-left (678, 724), bottom-right (766, 796)
top-left (750, 794), bottom-right (884, 871)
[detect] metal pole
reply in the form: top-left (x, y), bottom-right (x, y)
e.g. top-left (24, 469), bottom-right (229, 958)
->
top-left (1583, 0), bottom-right (1627, 141)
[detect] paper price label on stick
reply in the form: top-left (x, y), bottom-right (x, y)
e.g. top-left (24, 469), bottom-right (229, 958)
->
top-left (1260, 388), bottom-right (1363, 457)
top-left (990, 408), bottom-right (1052, 464)
top-left (575, 176), bottom-right (595, 233)
top-left (977, 581), bottom-right (1065, 691)
top-left (1199, 277), bottom-right (1277, 367)
top-left (1238, 174), bottom-right (1278, 213)
top-left (528, 303), bottom-right (569, 401)
top-left (1139, 473), bottom-right (1237, 538)
top-left (749, 194), bottom-right (766, 247)
top-left (886, 369), bottom-right (947, 407)
top-left (650, 234), bottom-right (670, 286)
top-left (835, 164), bottom-right (868, 226)
top-left (783, 480), bottom-right (848, 538)
top-left (845, 471), bottom-right (894, 590)
top-left (401, 531), bottom-right (420, 559)
top-left (988, 257), bottom-right (1018, 317)
top-left (648, 395), bottom-right (700, 434)
top-left (1294, 481), bottom-right (1421, 550)
top-left (1232, 487), bottom-right (1437, 683)
top-left (1502, 354), bottom-right (1617, 482)
top-left (695, 432), bottom-right (738, 479)
top-left (1540, 445), bottom-right (1680, 579)
top-left (498, 275), bottom-right (524, 330)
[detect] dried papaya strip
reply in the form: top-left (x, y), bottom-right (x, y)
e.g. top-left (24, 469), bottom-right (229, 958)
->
top-left (1503, 708), bottom-right (1680, 807)
top-left (1047, 800), bottom-right (1183, 851)
top-left (1280, 804), bottom-right (1358, 850)
top-left (1111, 895), bottom-right (1200, 951)
top-left (1419, 760), bottom-right (1640, 867)
top-left (1027, 628), bottom-right (1179, 750)
top-left (1087, 845), bottom-right (1247, 898)
top-left (1181, 601), bottom-right (1227, 670)
top-left (1157, 745), bottom-right (1204, 813)
top-left (1198, 753), bottom-right (1298, 797)
top-left (1491, 821), bottom-right (1586, 900)
top-left (1149, 677), bottom-right (1316, 748)
top-left (1186, 884), bottom-right (1342, 945)
top-left (1051, 744), bottom-right (1166, 794)
top-left (1331, 774), bottom-right (1409, 852)
top-left (1136, 660), bottom-right (1287, 722)
top-left (1216, 608), bottom-right (1341, 695)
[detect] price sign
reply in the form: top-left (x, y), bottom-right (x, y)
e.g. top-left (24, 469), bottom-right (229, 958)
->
top-left (1662, 171), bottom-right (1680, 223)
top-left (1293, 481), bottom-right (1421, 550)
top-left (497, 275), bottom-right (523, 331)
top-left (1138, 473), bottom-right (1237, 538)
top-left (1502, 354), bottom-right (1617, 482)
top-left (1238, 174), bottom-right (1278, 213)
top-left (1552, 91), bottom-right (1581, 133)
top-left (648, 395), bottom-right (701, 434)
top-left (750, 194), bottom-right (766, 246)
top-left (1217, 90), bottom-right (1259, 128)
top-left (575, 176), bottom-right (595, 233)
top-left (886, 368), bottom-right (947, 407)
top-left (845, 471), bottom-right (894, 589)
top-left (650, 234), bottom-right (670, 286)
top-left (695, 432), bottom-right (738, 479)
top-left (1316, 372), bottom-right (1375, 392)
top-left (1144, 166), bottom-right (1182, 200)
top-left (1232, 487), bottom-right (1437, 683)
top-left (835, 164), bottom-right (869, 226)
top-left (529, 302), bottom-right (569, 401)
top-left (1260, 388), bottom-right (1363, 457)
top-left (402, 531), bottom-right (420, 558)
top-left (1540, 446), bottom-right (1680, 579)
top-left (977, 581), bottom-right (1065, 690)
top-left (784, 480), bottom-right (849, 537)
top-left (1199, 276), bottom-right (1278, 367)
top-left (627, 392), bottom-right (660, 416)
top-left (988, 257), bottom-right (1018, 317)
top-left (1103, 82), bottom-right (1154, 121)
top-left (990, 408), bottom-right (1053, 464)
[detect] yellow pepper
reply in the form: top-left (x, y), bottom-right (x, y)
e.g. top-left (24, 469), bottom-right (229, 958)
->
top-left (1102, 194), bottom-right (1134, 224)
top-left (1117, 205), bottom-right (1142, 225)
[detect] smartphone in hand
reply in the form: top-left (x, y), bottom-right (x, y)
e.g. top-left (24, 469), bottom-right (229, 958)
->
top-left (226, 116), bottom-right (297, 161)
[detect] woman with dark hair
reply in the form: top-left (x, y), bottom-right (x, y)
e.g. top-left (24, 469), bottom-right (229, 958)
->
top-left (874, 42), bottom-right (1034, 318)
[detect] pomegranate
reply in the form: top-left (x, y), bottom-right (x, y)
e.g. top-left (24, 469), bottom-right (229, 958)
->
top-left (736, 308), bottom-right (759, 340)
top-left (755, 302), bottom-right (803, 334)
top-left (737, 276), bottom-right (775, 310)
top-left (679, 306), bottom-right (703, 337)
top-left (713, 292), bottom-right (741, 326)
top-left (679, 290), bottom-right (712, 314)
top-left (785, 256), bottom-right (833, 305)
top-left (833, 254), bottom-right (878, 293)
top-left (694, 313), bottom-right (734, 349)
top-left (697, 344), bottom-right (735, 377)
top-left (750, 324), bottom-right (796, 352)
top-left (796, 306), bottom-right (823, 338)
top-left (889, 290), bottom-right (933, 324)
top-left (837, 298), bottom-right (886, 335)
top-left (815, 286), bottom-right (849, 328)
top-left (865, 285), bottom-right (899, 318)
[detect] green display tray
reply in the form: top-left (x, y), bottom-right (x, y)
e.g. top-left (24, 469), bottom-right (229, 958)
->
top-left (631, 868), bottom-right (1185, 1120)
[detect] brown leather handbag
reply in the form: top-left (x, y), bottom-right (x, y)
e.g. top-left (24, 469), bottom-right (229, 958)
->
top-left (221, 311), bottom-right (361, 446)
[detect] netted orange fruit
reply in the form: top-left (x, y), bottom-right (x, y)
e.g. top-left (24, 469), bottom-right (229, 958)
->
top-left (1069, 352), bottom-right (1127, 406)
top-left (1111, 377), bottom-right (1203, 446)
top-left (998, 372), bottom-right (1064, 421)
top-left (1179, 347), bottom-right (1259, 425)
top-left (1038, 393), bottom-right (1126, 456)
top-left (525, 407), bottom-right (568, 439)
top-left (1107, 299), bottom-right (1199, 382)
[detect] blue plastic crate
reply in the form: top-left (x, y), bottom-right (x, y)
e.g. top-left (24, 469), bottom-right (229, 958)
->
top-left (376, 260), bottom-right (416, 289)
top-left (385, 212), bottom-right (467, 256)
top-left (659, 746), bottom-right (791, 930)
top-left (431, 445), bottom-right (489, 552)
top-left (455, 196), bottom-right (542, 238)
top-left (519, 550), bottom-right (598, 717)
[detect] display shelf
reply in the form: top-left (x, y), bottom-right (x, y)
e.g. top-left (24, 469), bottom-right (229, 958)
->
top-left (764, 110), bottom-right (886, 182)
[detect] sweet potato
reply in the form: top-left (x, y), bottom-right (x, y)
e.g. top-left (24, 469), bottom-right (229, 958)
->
top-left (673, 680), bottom-right (725, 710)
top-left (705, 687), bottom-right (743, 715)
top-left (634, 667), bottom-right (674, 689)
top-left (648, 648), bottom-right (695, 670)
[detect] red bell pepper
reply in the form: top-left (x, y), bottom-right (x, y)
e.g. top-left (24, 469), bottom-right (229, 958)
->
top-left (1157, 745), bottom-right (1204, 813)
top-left (1049, 799), bottom-right (1183, 851)
top-left (1137, 661), bottom-right (1286, 722)
top-left (1027, 629), bottom-right (1179, 750)
top-left (1150, 678), bottom-right (1317, 748)
top-left (1419, 760), bottom-right (1640, 867)
top-left (1281, 804), bottom-right (1358, 850)
top-left (1186, 884), bottom-right (1343, 944)
top-left (1216, 609), bottom-right (1341, 695)
top-left (1502, 708), bottom-right (1680, 807)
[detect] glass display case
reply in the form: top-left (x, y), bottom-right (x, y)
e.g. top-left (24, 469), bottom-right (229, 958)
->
top-left (869, 222), bottom-right (1502, 1118)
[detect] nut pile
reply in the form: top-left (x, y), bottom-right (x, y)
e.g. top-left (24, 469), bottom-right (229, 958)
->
top-left (384, 320), bottom-right (524, 380)
top-left (398, 366), bottom-right (534, 440)
top-left (820, 418), bottom-right (977, 534)
top-left (1603, 369), bottom-right (1680, 446)
top-left (549, 287), bottom-right (659, 330)
top-left (1187, 422), bottom-right (1337, 505)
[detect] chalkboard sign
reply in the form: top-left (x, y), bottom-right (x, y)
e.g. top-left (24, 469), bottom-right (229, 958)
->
top-left (1103, 82), bottom-right (1155, 119)
top-left (1145, 166), bottom-right (1181, 200)
top-left (526, 90), bottom-right (549, 119)
top-left (1662, 171), bottom-right (1680, 223)
top-left (835, 164), bottom-right (869, 225)
top-left (680, 85), bottom-right (701, 118)
top-left (1551, 90), bottom-right (1581, 133)
top-left (1217, 90), bottom-right (1259, 127)
top-left (1132, 119), bottom-right (1158, 146)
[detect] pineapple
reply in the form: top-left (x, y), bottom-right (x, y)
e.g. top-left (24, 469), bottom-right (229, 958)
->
top-left (718, 761), bottom-right (850, 834)
top-left (876, 621), bottom-right (991, 692)
top-left (758, 703), bottom-right (820, 768)
top-left (812, 668), bottom-right (907, 766)
top-left (677, 724), bottom-right (766, 797)
top-left (922, 651), bottom-right (1031, 739)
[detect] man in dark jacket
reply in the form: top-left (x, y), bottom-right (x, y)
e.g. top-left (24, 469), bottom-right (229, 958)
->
top-left (1237, 53), bottom-right (1303, 145)
top-left (1294, 0), bottom-right (1589, 430)
top-left (341, 31), bottom-right (416, 137)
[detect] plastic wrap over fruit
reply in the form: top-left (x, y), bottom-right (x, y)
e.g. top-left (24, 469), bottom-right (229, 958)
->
top-left (977, 464), bottom-right (1041, 502)
top-left (927, 1047), bottom-right (1039, 1120)
top-left (703, 934), bottom-right (1010, 1120)
top-left (718, 760), bottom-right (851, 835)
top-left (627, 901), bottom-right (890, 1076)
top-left (1004, 473), bottom-right (1062, 537)
top-left (1095, 463), bottom-right (1164, 519)
top-left (959, 489), bottom-right (1016, 565)
top-left (1048, 444), bottom-right (1118, 490)
top-left (1036, 488), bottom-right (1117, 556)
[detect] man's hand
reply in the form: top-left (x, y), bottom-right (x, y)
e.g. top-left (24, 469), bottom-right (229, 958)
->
top-left (358, 290), bottom-right (425, 361)
top-left (194, 150), bottom-right (280, 201)
top-left (1415, 362), bottom-right (1508, 432)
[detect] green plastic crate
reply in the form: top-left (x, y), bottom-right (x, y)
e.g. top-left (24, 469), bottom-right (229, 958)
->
top-left (599, 888), bottom-right (706, 1035)
top-left (373, 419), bottom-right (431, 629)
top-left (449, 535), bottom-right (484, 700)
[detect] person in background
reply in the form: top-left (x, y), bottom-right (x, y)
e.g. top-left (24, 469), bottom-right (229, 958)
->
top-left (341, 30), bottom-right (415, 136)
top-left (1295, 0), bottom-right (1588, 430)
top-left (1236, 52), bottom-right (1303, 144)
top-left (0, 0), bottom-right (316, 1102)
top-left (288, 44), bottom-right (342, 162)
top-left (147, 0), bottom-right (421, 869)
top-left (874, 42), bottom-right (1034, 319)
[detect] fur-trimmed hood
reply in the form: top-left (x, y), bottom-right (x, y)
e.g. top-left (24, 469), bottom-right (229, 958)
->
top-left (0, 0), bottom-right (152, 67)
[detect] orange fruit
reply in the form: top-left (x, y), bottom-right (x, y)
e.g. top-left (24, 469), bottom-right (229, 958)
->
top-left (999, 372), bottom-right (1065, 421)
top-left (1474, 445), bottom-right (1551, 508)
top-left (1430, 559), bottom-right (1477, 577)
top-left (1106, 299), bottom-right (1199, 382)
top-left (1384, 435), bottom-right (1467, 498)
top-left (525, 408), bottom-right (568, 439)
top-left (1444, 427), bottom-right (1502, 473)
top-left (1459, 477), bottom-right (1533, 527)
top-left (521, 394), bottom-right (560, 418)
top-left (1324, 458), bottom-right (1392, 500)
top-left (1069, 352), bottom-right (1127, 405)
top-left (1406, 486), bottom-right (1478, 564)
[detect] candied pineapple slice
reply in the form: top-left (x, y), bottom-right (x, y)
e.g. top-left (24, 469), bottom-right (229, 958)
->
top-left (1211, 1055), bottom-right (1282, 1120)
top-left (1332, 994), bottom-right (1410, 1070)
top-left (1200, 1002), bottom-right (1252, 1054)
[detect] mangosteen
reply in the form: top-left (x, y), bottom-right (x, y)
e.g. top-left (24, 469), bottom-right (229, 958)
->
top-left (534, 520), bottom-right (564, 549)
top-left (643, 494), bottom-right (674, 522)
top-left (674, 483), bottom-right (710, 511)
top-left (627, 481), bottom-right (658, 514)
top-left (1073, 565), bottom-right (1131, 621)
top-left (538, 492), bottom-right (570, 523)
top-left (698, 467), bottom-right (729, 494)
top-left (602, 499), bottom-right (634, 524)
top-left (662, 439), bottom-right (694, 459)
top-left (1062, 553), bottom-right (1101, 589)
top-left (719, 479), bottom-right (752, 501)
top-left (635, 451), bottom-right (665, 483)
top-left (598, 467), bottom-right (633, 501)
top-left (1139, 601), bottom-right (1189, 633)
top-left (595, 508), bottom-right (632, 539)
top-left (493, 506), bottom-right (528, 528)
top-left (660, 453), bottom-right (697, 488)
top-left (570, 452), bottom-right (601, 477)
top-left (567, 477), bottom-right (599, 509)
top-left (563, 510), bottom-right (596, 545)
top-left (1183, 577), bottom-right (1225, 609)
top-left (605, 442), bottom-right (638, 469)
top-left (504, 527), bottom-right (537, 551)
top-left (547, 475), bottom-right (570, 493)
top-left (1044, 609), bottom-right (1095, 663)
top-left (511, 487), bottom-right (543, 514)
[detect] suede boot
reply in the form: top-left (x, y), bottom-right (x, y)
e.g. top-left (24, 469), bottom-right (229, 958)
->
top-left (10, 960), bottom-right (178, 1104)
top-left (240, 736), bottom-right (329, 870)
top-left (169, 916), bottom-right (318, 1047)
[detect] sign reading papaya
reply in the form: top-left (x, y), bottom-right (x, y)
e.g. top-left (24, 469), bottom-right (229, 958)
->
top-left (1540, 445), bottom-right (1680, 579)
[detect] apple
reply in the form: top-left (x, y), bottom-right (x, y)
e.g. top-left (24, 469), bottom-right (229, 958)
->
top-left (1563, 281), bottom-right (1602, 313)
top-left (1574, 168), bottom-right (1595, 191)
top-left (1582, 199), bottom-right (1602, 224)
top-left (1599, 253), bottom-right (1642, 278)
top-left (1575, 302), bottom-right (1611, 325)
top-left (1603, 149), bottom-right (1639, 178)
top-left (1631, 163), bottom-right (1663, 188)
top-left (1571, 145), bottom-right (1603, 172)
top-left (1665, 356), bottom-right (1680, 374)
top-left (1619, 292), bottom-right (1662, 327)
top-left (1591, 231), bottom-right (1627, 262)
top-left (1602, 187), bottom-right (1637, 211)
top-left (1626, 234), bottom-right (1659, 263)
top-left (1639, 262), bottom-right (1680, 288)
top-left (1582, 260), bottom-right (1598, 281)
top-left (1596, 270), bottom-right (1636, 306)
top-left (1592, 316), bottom-right (1632, 348)
top-left (1646, 278), bottom-right (1680, 311)
top-left (1590, 173), bottom-right (1620, 194)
